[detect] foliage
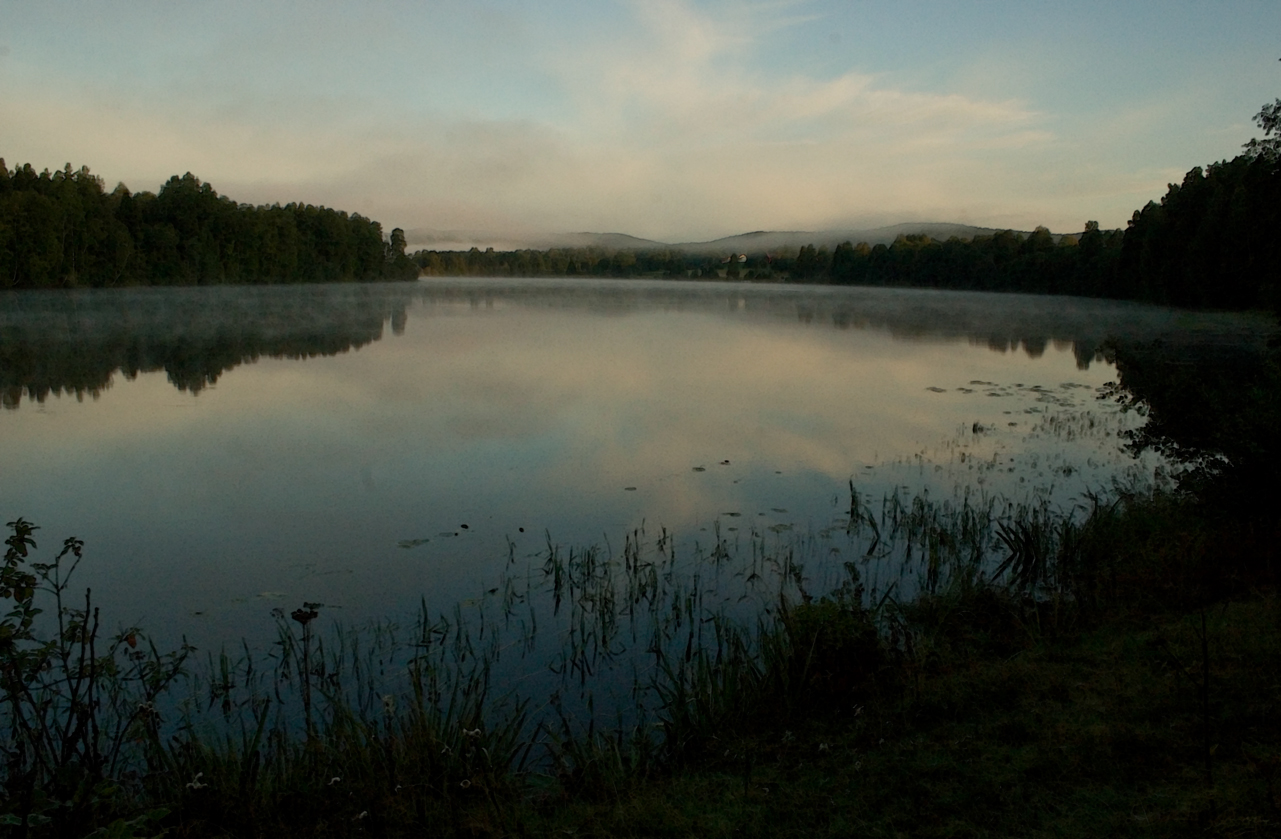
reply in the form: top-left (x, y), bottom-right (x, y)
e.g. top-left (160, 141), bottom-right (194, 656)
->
top-left (410, 97), bottom-right (1281, 314)
top-left (0, 163), bottom-right (418, 288)
top-left (0, 519), bottom-right (190, 836)
top-left (411, 177), bottom-right (1281, 309)
top-left (1242, 97), bottom-right (1281, 163)
top-left (1104, 337), bottom-right (1281, 529)
top-left (4, 471), bottom-right (1279, 835)
top-left (408, 227), bottom-right (1129, 299)
top-left (546, 592), bottom-right (1281, 839)
top-left (1117, 154), bottom-right (1281, 310)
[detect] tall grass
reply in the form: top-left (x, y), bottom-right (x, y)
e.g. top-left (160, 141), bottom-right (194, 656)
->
top-left (3, 478), bottom-right (1208, 834)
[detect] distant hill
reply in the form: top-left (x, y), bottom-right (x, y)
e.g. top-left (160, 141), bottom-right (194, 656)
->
top-left (544, 232), bottom-right (669, 250)
top-left (668, 223), bottom-right (1019, 254)
top-left (504, 223), bottom-right (1054, 255)
top-left (404, 229), bottom-right (668, 252)
top-left (407, 223), bottom-right (1073, 255)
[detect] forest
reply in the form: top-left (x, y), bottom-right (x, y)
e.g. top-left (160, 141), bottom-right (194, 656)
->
top-left (0, 164), bottom-right (419, 288)
top-left (4, 101), bottom-right (1279, 310)
top-left (412, 103), bottom-right (1281, 313)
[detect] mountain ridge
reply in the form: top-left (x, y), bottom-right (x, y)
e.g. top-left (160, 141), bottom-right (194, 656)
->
top-left (407, 222), bottom-right (1069, 254)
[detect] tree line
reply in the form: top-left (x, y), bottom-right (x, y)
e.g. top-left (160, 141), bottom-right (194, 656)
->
top-left (412, 154), bottom-right (1277, 310)
top-left (5, 99), bottom-right (1278, 307)
top-left (0, 162), bottom-right (419, 288)
top-left (411, 227), bottom-right (1127, 296)
top-left (414, 99), bottom-right (1281, 312)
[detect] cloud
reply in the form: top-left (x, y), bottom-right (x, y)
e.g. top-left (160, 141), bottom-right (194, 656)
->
top-left (0, 0), bottom-right (1208, 241)
top-left (498, 0), bottom-right (1063, 235)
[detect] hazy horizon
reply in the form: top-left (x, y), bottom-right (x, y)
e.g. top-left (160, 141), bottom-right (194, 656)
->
top-left (402, 221), bottom-right (1060, 253)
top-left (3, 2), bottom-right (1278, 246)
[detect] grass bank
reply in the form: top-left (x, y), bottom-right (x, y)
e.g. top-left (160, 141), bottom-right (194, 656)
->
top-left (540, 593), bottom-right (1281, 838)
top-left (3, 486), bottom-right (1279, 837)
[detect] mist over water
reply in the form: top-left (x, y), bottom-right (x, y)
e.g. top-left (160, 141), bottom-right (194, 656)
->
top-left (1, 279), bottom-right (1268, 651)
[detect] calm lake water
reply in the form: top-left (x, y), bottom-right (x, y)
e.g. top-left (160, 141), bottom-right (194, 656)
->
top-left (0, 279), bottom-right (1261, 652)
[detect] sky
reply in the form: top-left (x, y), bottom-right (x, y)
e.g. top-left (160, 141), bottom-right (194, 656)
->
top-left (2, 1), bottom-right (1279, 247)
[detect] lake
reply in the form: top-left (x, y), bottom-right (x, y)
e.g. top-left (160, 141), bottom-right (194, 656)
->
top-left (0, 278), bottom-right (1260, 655)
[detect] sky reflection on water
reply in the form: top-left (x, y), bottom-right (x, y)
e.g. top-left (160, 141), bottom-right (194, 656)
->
top-left (1, 279), bottom-right (1263, 650)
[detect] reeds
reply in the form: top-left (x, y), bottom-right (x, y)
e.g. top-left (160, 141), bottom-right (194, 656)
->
top-left (1, 481), bottom-right (1156, 833)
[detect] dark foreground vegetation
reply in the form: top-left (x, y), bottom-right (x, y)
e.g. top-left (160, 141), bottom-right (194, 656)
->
top-left (0, 163), bottom-right (419, 288)
top-left (3, 327), bottom-right (1280, 836)
top-left (413, 101), bottom-right (1281, 312)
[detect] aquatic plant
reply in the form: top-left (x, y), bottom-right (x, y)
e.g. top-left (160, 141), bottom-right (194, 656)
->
top-left (0, 518), bottom-right (189, 835)
top-left (7, 470), bottom-right (1269, 834)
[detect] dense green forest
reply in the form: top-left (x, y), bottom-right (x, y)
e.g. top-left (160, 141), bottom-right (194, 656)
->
top-left (0, 162), bottom-right (419, 288)
top-left (413, 101), bottom-right (1281, 312)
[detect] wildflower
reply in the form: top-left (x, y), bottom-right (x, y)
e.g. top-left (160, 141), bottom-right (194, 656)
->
top-left (464, 727), bottom-right (481, 738)
top-left (353, 811), bottom-right (368, 821)
top-left (328, 776), bottom-right (341, 786)
top-left (292, 607), bottom-right (319, 626)
top-left (186, 772), bottom-right (207, 790)
top-left (459, 779), bottom-right (471, 789)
